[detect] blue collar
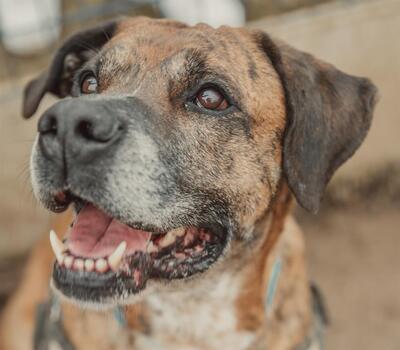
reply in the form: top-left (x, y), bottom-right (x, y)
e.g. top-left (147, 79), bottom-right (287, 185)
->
top-left (113, 305), bottom-right (127, 327)
top-left (265, 256), bottom-right (282, 312)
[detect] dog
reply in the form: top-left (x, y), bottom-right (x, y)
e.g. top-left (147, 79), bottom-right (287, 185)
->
top-left (0, 17), bottom-right (377, 350)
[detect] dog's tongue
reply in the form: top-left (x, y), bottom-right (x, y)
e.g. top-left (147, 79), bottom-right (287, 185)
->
top-left (68, 204), bottom-right (150, 258)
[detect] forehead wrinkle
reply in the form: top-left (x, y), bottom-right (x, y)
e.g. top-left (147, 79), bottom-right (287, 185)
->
top-left (98, 44), bottom-right (138, 73)
top-left (94, 43), bottom-right (145, 93)
top-left (160, 48), bottom-right (208, 83)
top-left (182, 49), bottom-right (208, 80)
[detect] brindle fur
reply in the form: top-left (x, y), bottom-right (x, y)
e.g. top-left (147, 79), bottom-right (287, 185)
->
top-left (0, 17), bottom-right (377, 350)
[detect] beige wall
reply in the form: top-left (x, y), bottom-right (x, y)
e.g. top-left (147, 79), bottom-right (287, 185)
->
top-left (247, 0), bottom-right (332, 19)
top-left (251, 0), bottom-right (400, 179)
top-left (0, 90), bottom-right (55, 258)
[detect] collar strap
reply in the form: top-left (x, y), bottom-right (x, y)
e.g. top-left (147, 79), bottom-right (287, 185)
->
top-left (264, 256), bottom-right (282, 313)
top-left (34, 293), bottom-right (76, 350)
top-left (113, 305), bottom-right (128, 328)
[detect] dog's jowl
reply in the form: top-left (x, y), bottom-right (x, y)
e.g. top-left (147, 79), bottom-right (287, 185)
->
top-left (0, 17), bottom-right (377, 350)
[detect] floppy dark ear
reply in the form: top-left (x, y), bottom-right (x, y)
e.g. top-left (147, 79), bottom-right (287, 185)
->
top-left (258, 33), bottom-right (378, 213)
top-left (22, 20), bottom-right (118, 119)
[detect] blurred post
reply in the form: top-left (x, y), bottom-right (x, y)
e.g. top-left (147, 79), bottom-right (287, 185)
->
top-left (0, 0), bottom-right (61, 55)
top-left (158, 0), bottom-right (246, 27)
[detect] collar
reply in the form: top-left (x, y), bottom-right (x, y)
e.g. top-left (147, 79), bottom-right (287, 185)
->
top-left (34, 293), bottom-right (76, 350)
top-left (264, 255), bottom-right (282, 314)
top-left (113, 305), bottom-right (128, 328)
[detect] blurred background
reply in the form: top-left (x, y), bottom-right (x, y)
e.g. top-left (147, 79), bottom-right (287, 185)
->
top-left (0, 0), bottom-right (398, 349)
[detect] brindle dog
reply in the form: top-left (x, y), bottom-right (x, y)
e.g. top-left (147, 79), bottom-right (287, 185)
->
top-left (0, 17), bottom-right (377, 350)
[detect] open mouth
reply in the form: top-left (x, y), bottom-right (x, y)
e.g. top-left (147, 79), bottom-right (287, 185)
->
top-left (50, 201), bottom-right (226, 303)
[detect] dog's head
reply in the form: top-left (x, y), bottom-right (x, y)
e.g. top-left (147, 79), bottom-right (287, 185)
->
top-left (24, 17), bottom-right (377, 307)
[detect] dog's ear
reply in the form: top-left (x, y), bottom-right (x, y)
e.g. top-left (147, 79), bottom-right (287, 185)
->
top-left (23, 20), bottom-right (118, 119)
top-left (257, 33), bottom-right (378, 213)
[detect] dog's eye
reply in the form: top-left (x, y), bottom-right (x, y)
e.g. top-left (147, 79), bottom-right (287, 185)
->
top-left (80, 74), bottom-right (98, 94)
top-left (195, 87), bottom-right (229, 111)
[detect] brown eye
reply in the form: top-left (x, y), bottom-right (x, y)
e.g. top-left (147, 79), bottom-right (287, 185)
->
top-left (80, 74), bottom-right (98, 94)
top-left (195, 87), bottom-right (229, 111)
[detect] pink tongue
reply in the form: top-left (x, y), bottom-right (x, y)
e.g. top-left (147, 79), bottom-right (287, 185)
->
top-left (68, 204), bottom-right (151, 258)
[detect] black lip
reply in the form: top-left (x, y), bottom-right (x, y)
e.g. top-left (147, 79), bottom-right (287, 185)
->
top-left (151, 241), bottom-right (224, 279)
top-left (53, 252), bottom-right (151, 303)
top-left (53, 265), bottom-right (145, 302)
top-left (46, 190), bottom-right (81, 213)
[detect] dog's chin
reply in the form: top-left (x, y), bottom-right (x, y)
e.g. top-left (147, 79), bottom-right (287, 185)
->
top-left (48, 196), bottom-right (228, 307)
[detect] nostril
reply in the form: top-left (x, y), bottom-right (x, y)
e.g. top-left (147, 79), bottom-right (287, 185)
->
top-left (75, 116), bottom-right (122, 143)
top-left (38, 114), bottom-right (58, 135)
top-left (76, 120), bottom-right (94, 140)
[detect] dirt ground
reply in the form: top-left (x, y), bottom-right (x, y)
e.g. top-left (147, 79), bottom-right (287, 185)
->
top-left (299, 206), bottom-right (400, 350)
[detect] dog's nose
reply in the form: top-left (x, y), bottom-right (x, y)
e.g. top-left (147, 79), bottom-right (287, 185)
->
top-left (39, 109), bottom-right (120, 142)
top-left (38, 98), bottom-right (124, 163)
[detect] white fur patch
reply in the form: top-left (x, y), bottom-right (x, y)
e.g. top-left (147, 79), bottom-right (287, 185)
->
top-left (29, 137), bottom-right (41, 201)
top-left (133, 271), bottom-right (256, 350)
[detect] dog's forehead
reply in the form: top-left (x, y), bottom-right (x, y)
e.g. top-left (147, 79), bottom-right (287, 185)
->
top-left (100, 18), bottom-right (270, 83)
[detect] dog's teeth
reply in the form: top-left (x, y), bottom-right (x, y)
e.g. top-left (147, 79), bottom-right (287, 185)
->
top-left (84, 259), bottom-right (95, 272)
top-left (108, 241), bottom-right (127, 271)
top-left (64, 255), bottom-right (74, 269)
top-left (73, 259), bottom-right (84, 271)
top-left (58, 254), bottom-right (66, 266)
top-left (147, 241), bottom-right (158, 253)
top-left (95, 258), bottom-right (108, 273)
top-left (159, 231), bottom-right (177, 248)
top-left (49, 230), bottom-right (67, 263)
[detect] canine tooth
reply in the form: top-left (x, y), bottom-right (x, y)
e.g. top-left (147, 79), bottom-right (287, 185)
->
top-left (108, 241), bottom-right (127, 271)
top-left (95, 258), bottom-right (108, 273)
top-left (58, 254), bottom-right (66, 266)
top-left (159, 231), bottom-right (177, 248)
top-left (49, 230), bottom-right (67, 263)
top-left (73, 259), bottom-right (84, 271)
top-left (64, 255), bottom-right (74, 269)
top-left (84, 259), bottom-right (95, 272)
top-left (147, 241), bottom-right (158, 253)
